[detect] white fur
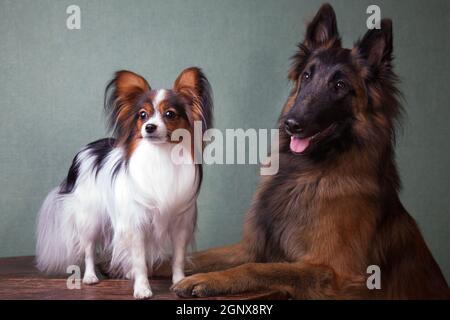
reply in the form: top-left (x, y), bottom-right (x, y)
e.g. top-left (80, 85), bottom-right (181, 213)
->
top-left (36, 139), bottom-right (198, 299)
top-left (153, 89), bottom-right (167, 106)
top-left (141, 89), bottom-right (168, 142)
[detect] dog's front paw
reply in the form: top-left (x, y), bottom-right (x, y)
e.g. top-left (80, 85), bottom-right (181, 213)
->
top-left (82, 273), bottom-right (99, 285)
top-left (133, 283), bottom-right (153, 299)
top-left (171, 273), bottom-right (226, 298)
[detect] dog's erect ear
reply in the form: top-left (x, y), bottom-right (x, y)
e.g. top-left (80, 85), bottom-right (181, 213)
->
top-left (112, 70), bottom-right (151, 98)
top-left (289, 4), bottom-right (341, 81)
top-left (173, 67), bottom-right (213, 132)
top-left (356, 19), bottom-right (393, 68)
top-left (104, 70), bottom-right (151, 141)
top-left (304, 3), bottom-right (341, 49)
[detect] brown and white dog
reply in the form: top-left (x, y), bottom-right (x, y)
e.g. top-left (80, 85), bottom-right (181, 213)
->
top-left (167, 4), bottom-right (449, 299)
top-left (37, 67), bottom-right (213, 299)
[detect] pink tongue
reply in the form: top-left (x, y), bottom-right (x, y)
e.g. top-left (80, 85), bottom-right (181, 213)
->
top-left (290, 136), bottom-right (311, 153)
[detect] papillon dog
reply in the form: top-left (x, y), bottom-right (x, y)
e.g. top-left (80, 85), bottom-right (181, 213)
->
top-left (36, 67), bottom-right (213, 299)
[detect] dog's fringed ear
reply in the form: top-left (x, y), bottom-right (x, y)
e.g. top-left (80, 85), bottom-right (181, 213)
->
top-left (289, 4), bottom-right (341, 81)
top-left (356, 19), bottom-right (393, 69)
top-left (104, 70), bottom-right (151, 141)
top-left (304, 3), bottom-right (341, 49)
top-left (173, 67), bottom-right (213, 132)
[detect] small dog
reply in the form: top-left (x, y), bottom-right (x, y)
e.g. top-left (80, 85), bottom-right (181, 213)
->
top-left (36, 67), bottom-right (213, 299)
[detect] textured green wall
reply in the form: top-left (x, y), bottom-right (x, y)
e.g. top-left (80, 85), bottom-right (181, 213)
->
top-left (0, 0), bottom-right (449, 282)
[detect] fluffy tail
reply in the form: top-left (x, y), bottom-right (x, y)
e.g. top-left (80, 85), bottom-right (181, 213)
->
top-left (36, 188), bottom-right (83, 274)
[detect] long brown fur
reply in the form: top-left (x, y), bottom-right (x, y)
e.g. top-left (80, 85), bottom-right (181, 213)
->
top-left (165, 4), bottom-right (449, 299)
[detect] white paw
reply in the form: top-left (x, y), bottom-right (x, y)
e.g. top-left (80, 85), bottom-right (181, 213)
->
top-left (133, 284), bottom-right (153, 299)
top-left (83, 273), bottom-right (99, 285)
top-left (172, 272), bottom-right (185, 285)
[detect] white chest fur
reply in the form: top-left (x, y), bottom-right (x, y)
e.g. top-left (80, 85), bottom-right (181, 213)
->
top-left (128, 140), bottom-right (198, 215)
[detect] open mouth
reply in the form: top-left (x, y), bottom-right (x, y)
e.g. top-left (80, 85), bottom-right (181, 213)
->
top-left (289, 123), bottom-right (337, 154)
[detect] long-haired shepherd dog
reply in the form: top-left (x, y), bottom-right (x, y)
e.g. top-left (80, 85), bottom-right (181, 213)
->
top-left (168, 4), bottom-right (449, 299)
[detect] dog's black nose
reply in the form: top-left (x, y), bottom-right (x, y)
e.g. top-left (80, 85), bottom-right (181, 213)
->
top-left (145, 124), bottom-right (157, 133)
top-left (285, 118), bottom-right (303, 134)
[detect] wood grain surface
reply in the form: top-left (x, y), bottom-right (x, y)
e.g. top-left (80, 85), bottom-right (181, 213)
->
top-left (0, 256), bottom-right (288, 300)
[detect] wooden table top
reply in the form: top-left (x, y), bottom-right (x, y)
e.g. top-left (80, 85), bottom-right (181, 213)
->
top-left (0, 256), bottom-right (287, 300)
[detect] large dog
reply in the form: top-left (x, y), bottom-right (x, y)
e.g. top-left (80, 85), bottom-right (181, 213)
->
top-left (168, 4), bottom-right (449, 299)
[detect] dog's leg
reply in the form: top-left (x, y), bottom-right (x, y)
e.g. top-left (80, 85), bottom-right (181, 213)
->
top-left (170, 205), bottom-right (197, 284)
top-left (82, 241), bottom-right (99, 284)
top-left (153, 242), bottom-right (252, 277)
top-left (171, 227), bottom-right (188, 284)
top-left (187, 242), bottom-right (252, 274)
top-left (131, 232), bottom-right (153, 299)
top-left (171, 262), bottom-right (339, 299)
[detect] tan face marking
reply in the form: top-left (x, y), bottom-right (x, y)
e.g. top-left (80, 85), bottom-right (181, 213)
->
top-left (157, 101), bottom-right (190, 143)
top-left (136, 103), bottom-right (155, 138)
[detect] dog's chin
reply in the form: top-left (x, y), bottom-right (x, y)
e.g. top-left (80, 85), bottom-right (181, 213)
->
top-left (144, 135), bottom-right (168, 144)
top-left (288, 123), bottom-right (337, 155)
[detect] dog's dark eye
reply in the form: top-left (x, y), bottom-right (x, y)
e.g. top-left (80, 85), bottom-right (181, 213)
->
top-left (139, 111), bottom-right (148, 120)
top-left (302, 72), bottom-right (311, 81)
top-left (165, 110), bottom-right (177, 119)
top-left (335, 80), bottom-right (346, 90)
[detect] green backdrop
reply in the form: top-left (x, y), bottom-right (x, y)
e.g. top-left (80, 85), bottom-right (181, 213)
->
top-left (1, 0), bottom-right (449, 282)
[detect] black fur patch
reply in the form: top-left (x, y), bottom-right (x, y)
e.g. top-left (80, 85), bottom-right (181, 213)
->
top-left (59, 138), bottom-right (119, 194)
top-left (87, 138), bottom-right (116, 177)
top-left (60, 154), bottom-right (81, 194)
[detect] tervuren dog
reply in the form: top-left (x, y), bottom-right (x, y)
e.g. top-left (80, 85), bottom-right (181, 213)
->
top-left (167, 4), bottom-right (450, 299)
